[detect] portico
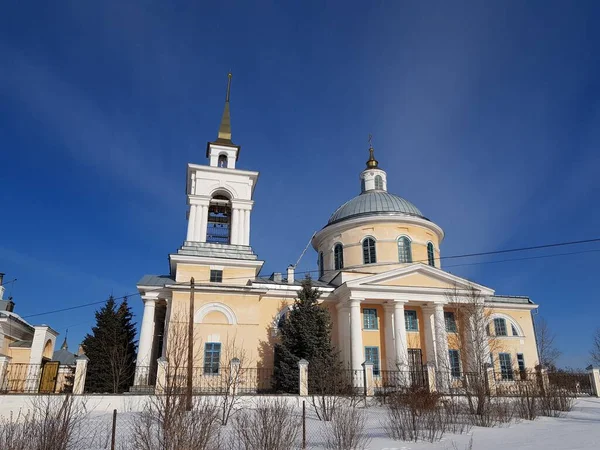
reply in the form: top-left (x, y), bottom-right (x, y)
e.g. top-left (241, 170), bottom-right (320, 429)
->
top-left (328, 264), bottom-right (495, 376)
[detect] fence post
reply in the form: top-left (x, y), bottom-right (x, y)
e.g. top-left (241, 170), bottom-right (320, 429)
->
top-left (484, 363), bottom-right (496, 396)
top-left (0, 356), bottom-right (10, 393)
top-left (298, 359), bottom-right (309, 396)
top-left (362, 361), bottom-right (374, 396)
top-left (155, 357), bottom-right (168, 395)
top-left (536, 365), bottom-right (549, 396)
top-left (111, 409), bottom-right (117, 450)
top-left (426, 362), bottom-right (437, 393)
top-left (588, 366), bottom-right (600, 397)
top-left (302, 399), bottom-right (306, 449)
top-left (73, 355), bottom-right (89, 395)
top-left (229, 358), bottom-right (241, 396)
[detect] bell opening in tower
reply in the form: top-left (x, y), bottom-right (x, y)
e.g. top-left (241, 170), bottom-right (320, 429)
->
top-left (206, 194), bottom-right (232, 244)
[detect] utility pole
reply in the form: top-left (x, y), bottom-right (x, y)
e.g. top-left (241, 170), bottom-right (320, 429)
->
top-left (186, 277), bottom-right (195, 411)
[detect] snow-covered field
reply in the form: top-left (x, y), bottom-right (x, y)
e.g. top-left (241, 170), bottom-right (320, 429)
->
top-left (1, 395), bottom-right (599, 449)
top-left (360, 397), bottom-right (600, 450)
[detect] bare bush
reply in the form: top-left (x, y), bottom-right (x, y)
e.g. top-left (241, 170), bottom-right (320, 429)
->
top-left (383, 387), bottom-right (445, 442)
top-left (132, 395), bottom-right (221, 450)
top-left (539, 385), bottom-right (574, 417)
top-left (0, 395), bottom-right (97, 450)
top-left (470, 397), bottom-right (514, 428)
top-left (321, 405), bottom-right (371, 450)
top-left (441, 397), bottom-right (472, 435)
top-left (515, 383), bottom-right (538, 421)
top-left (229, 398), bottom-right (300, 450)
top-left (310, 360), bottom-right (359, 421)
top-left (216, 335), bottom-right (251, 426)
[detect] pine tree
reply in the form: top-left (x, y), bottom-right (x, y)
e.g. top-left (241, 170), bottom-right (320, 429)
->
top-left (273, 276), bottom-right (341, 393)
top-left (82, 296), bottom-right (138, 393)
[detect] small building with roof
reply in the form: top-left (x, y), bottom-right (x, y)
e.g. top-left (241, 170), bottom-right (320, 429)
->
top-left (0, 273), bottom-right (65, 393)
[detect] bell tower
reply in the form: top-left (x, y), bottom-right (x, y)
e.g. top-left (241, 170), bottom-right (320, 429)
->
top-left (169, 73), bottom-right (263, 280)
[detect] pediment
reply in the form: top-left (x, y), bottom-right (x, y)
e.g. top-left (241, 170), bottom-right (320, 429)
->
top-left (345, 263), bottom-right (494, 295)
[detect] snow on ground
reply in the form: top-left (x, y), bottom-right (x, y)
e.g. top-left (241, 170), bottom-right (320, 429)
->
top-left (1, 396), bottom-right (600, 449)
top-left (359, 397), bottom-right (600, 450)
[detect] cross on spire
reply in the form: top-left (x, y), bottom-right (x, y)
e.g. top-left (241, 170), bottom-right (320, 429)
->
top-left (366, 133), bottom-right (378, 169)
top-left (217, 72), bottom-right (233, 142)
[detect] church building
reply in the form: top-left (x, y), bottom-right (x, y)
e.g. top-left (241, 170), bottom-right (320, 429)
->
top-left (133, 74), bottom-right (540, 389)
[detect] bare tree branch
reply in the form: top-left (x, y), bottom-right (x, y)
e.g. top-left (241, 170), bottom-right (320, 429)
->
top-left (535, 316), bottom-right (561, 369)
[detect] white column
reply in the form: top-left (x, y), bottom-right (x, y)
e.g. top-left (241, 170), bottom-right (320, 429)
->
top-left (135, 298), bottom-right (156, 385)
top-left (231, 208), bottom-right (239, 245)
top-left (237, 209), bottom-right (245, 245)
top-left (349, 298), bottom-right (364, 372)
top-left (161, 299), bottom-right (172, 358)
top-left (199, 205), bottom-right (208, 242)
top-left (434, 304), bottom-right (449, 371)
top-left (337, 303), bottom-right (351, 369)
top-left (422, 306), bottom-right (437, 365)
top-left (393, 302), bottom-right (409, 368)
top-left (244, 209), bottom-right (251, 245)
top-left (194, 204), bottom-right (205, 242)
top-left (186, 204), bottom-right (197, 242)
top-left (383, 304), bottom-right (396, 370)
top-left (73, 355), bottom-right (89, 394)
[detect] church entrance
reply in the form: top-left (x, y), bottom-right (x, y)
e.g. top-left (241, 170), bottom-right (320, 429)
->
top-left (407, 348), bottom-right (427, 388)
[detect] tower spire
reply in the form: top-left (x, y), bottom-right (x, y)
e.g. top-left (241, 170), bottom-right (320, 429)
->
top-left (366, 133), bottom-right (378, 169)
top-left (217, 72), bottom-right (233, 143)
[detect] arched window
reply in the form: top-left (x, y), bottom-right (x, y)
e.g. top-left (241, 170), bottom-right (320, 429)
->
top-left (318, 252), bottom-right (324, 278)
top-left (362, 237), bottom-right (377, 264)
top-left (207, 194), bottom-right (231, 244)
top-left (374, 175), bottom-right (383, 190)
top-left (334, 244), bottom-right (344, 270)
top-left (398, 236), bottom-right (412, 263)
top-left (427, 242), bottom-right (435, 267)
top-left (218, 154), bottom-right (228, 168)
top-left (361, 178), bottom-right (366, 193)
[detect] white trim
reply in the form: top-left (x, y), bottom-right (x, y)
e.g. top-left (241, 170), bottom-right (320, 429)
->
top-left (344, 263), bottom-right (495, 295)
top-left (195, 303), bottom-right (237, 325)
top-left (210, 187), bottom-right (235, 199)
top-left (490, 313), bottom-right (524, 337)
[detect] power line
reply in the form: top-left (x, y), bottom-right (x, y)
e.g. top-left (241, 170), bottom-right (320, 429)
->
top-left (18, 236), bottom-right (600, 320)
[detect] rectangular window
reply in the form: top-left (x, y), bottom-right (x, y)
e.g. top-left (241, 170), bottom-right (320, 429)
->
top-left (364, 346), bottom-right (380, 376)
top-left (405, 310), bottom-right (418, 331)
top-left (494, 318), bottom-right (507, 336)
top-left (210, 270), bottom-right (223, 283)
top-left (363, 308), bottom-right (378, 330)
top-left (449, 350), bottom-right (461, 378)
top-left (499, 353), bottom-right (513, 381)
top-left (204, 343), bottom-right (221, 374)
top-left (517, 353), bottom-right (526, 380)
top-left (444, 311), bottom-right (457, 332)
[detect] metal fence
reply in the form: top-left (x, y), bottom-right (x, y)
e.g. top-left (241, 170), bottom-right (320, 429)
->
top-left (1, 363), bottom-right (75, 394)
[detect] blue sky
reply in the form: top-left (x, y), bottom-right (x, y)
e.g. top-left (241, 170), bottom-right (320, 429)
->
top-left (1, 1), bottom-right (598, 368)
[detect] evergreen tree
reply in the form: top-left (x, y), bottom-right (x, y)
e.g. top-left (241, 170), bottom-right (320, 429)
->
top-left (273, 276), bottom-right (341, 393)
top-left (82, 296), bottom-right (138, 393)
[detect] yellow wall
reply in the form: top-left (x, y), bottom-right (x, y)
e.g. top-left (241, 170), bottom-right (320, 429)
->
top-left (360, 304), bottom-right (386, 365)
top-left (317, 222), bottom-right (442, 276)
top-left (7, 347), bottom-right (31, 364)
top-left (168, 289), bottom-right (295, 369)
top-left (489, 307), bottom-right (539, 369)
top-left (175, 264), bottom-right (256, 285)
